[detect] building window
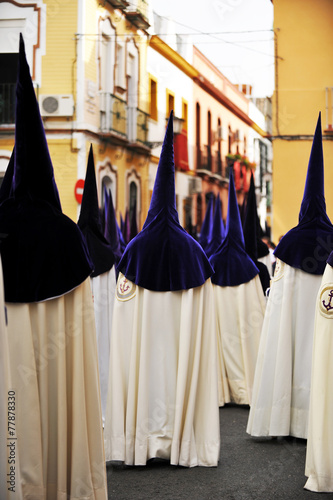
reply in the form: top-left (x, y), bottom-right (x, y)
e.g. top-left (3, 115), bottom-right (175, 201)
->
top-left (126, 169), bottom-right (141, 228)
top-left (0, 53), bottom-right (18, 125)
top-left (99, 18), bottom-right (116, 93)
top-left (99, 161), bottom-right (117, 208)
top-left (197, 193), bottom-right (202, 228)
top-left (115, 42), bottom-right (126, 90)
top-left (101, 175), bottom-right (113, 207)
top-left (149, 75), bottom-right (157, 121)
top-left (207, 110), bottom-right (212, 147)
top-left (166, 89), bottom-right (175, 117)
top-left (259, 141), bottom-right (268, 191)
top-left (228, 126), bottom-right (232, 154)
top-left (217, 118), bottom-right (222, 175)
top-left (196, 102), bottom-right (201, 169)
top-left (129, 181), bottom-right (137, 224)
top-left (182, 99), bottom-right (188, 132)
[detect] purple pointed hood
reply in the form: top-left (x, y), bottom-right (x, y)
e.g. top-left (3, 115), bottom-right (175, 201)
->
top-left (205, 193), bottom-right (225, 258)
top-left (104, 187), bottom-right (123, 263)
top-left (117, 111), bottom-right (213, 291)
top-left (275, 113), bottom-right (333, 274)
top-left (0, 34), bottom-right (93, 302)
top-left (77, 145), bottom-right (115, 277)
top-left (199, 195), bottom-right (214, 251)
top-left (210, 169), bottom-right (259, 286)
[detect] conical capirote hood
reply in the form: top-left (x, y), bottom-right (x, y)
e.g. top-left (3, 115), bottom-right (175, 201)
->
top-left (117, 111), bottom-right (213, 291)
top-left (274, 113), bottom-right (333, 275)
top-left (210, 169), bottom-right (259, 287)
top-left (77, 145), bottom-right (115, 277)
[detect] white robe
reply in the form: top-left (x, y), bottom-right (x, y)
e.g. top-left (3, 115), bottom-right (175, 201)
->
top-left (213, 275), bottom-right (266, 406)
top-left (5, 279), bottom-right (107, 499)
top-left (247, 260), bottom-right (322, 439)
top-left (305, 263), bottom-right (333, 492)
top-left (104, 275), bottom-right (220, 467)
top-left (0, 259), bottom-right (23, 500)
top-left (258, 253), bottom-right (273, 277)
top-left (91, 267), bottom-right (116, 424)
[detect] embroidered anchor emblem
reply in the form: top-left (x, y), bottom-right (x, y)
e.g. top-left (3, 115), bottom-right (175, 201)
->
top-left (322, 289), bottom-right (333, 311)
top-left (119, 277), bottom-right (130, 295)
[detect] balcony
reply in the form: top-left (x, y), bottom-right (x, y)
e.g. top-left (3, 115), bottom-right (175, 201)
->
top-left (125, 0), bottom-right (150, 30)
top-left (215, 150), bottom-right (223, 177)
top-left (0, 83), bottom-right (16, 125)
top-left (99, 92), bottom-right (149, 149)
top-left (198, 145), bottom-right (212, 172)
top-left (100, 92), bottom-right (127, 139)
top-left (103, 0), bottom-right (129, 10)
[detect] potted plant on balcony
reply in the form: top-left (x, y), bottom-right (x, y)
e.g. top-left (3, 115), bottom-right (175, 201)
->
top-left (226, 154), bottom-right (256, 170)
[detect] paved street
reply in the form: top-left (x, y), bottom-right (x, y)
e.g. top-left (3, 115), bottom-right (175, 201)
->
top-left (106, 404), bottom-right (323, 499)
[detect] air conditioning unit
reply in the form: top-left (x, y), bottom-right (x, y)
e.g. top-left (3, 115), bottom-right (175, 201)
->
top-left (234, 129), bottom-right (244, 143)
top-left (215, 125), bottom-right (226, 142)
top-left (39, 95), bottom-right (74, 117)
top-left (188, 176), bottom-right (202, 194)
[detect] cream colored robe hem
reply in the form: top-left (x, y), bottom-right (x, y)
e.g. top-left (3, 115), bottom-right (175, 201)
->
top-left (91, 267), bottom-right (116, 424)
top-left (247, 262), bottom-right (322, 439)
top-left (305, 263), bottom-right (333, 492)
top-left (5, 279), bottom-right (107, 499)
top-left (213, 275), bottom-right (266, 406)
top-left (104, 277), bottom-right (220, 467)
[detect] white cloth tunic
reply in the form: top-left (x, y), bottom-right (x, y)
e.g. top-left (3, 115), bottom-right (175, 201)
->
top-left (247, 260), bottom-right (322, 439)
top-left (213, 275), bottom-right (266, 406)
top-left (5, 279), bottom-right (107, 500)
top-left (104, 275), bottom-right (220, 467)
top-left (91, 267), bottom-right (116, 424)
top-left (0, 259), bottom-right (23, 500)
top-left (305, 263), bottom-right (333, 492)
top-left (258, 253), bottom-right (273, 277)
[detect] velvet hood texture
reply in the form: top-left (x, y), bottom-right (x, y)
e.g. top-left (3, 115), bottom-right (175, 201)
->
top-left (210, 169), bottom-right (259, 286)
top-left (243, 171), bottom-right (270, 292)
top-left (117, 111), bottom-right (213, 291)
top-left (199, 195), bottom-right (214, 252)
top-left (205, 193), bottom-right (225, 258)
top-left (0, 35), bottom-right (93, 302)
top-left (274, 113), bottom-right (333, 275)
top-left (77, 145), bottom-right (115, 277)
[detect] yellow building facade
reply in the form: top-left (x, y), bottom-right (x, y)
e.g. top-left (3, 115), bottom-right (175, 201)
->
top-left (272, 0), bottom-right (333, 242)
top-left (0, 0), bottom-right (151, 228)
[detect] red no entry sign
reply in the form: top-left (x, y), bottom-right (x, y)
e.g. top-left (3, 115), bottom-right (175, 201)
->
top-left (74, 179), bottom-right (85, 204)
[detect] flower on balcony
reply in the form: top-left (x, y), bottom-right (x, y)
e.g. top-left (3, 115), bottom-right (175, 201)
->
top-left (226, 153), bottom-right (256, 170)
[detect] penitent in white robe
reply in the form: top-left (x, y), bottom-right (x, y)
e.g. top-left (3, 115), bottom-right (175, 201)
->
top-left (305, 263), bottom-right (333, 492)
top-left (213, 275), bottom-right (266, 406)
top-left (5, 279), bottom-right (107, 500)
top-left (247, 260), bottom-right (322, 439)
top-left (91, 267), bottom-right (116, 424)
top-left (104, 274), bottom-right (220, 467)
top-left (0, 259), bottom-right (23, 500)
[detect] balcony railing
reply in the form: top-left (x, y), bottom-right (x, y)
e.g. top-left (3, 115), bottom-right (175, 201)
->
top-left (215, 150), bottom-right (223, 176)
top-left (100, 92), bottom-right (127, 137)
top-left (99, 92), bottom-right (149, 144)
top-left (125, 0), bottom-right (150, 30)
top-left (135, 108), bottom-right (149, 144)
top-left (104, 0), bottom-right (129, 10)
top-left (0, 83), bottom-right (16, 125)
top-left (199, 145), bottom-right (212, 171)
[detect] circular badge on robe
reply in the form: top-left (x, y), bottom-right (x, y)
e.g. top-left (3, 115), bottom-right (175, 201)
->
top-left (116, 273), bottom-right (136, 301)
top-left (319, 284), bottom-right (333, 319)
top-left (272, 258), bottom-right (285, 282)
